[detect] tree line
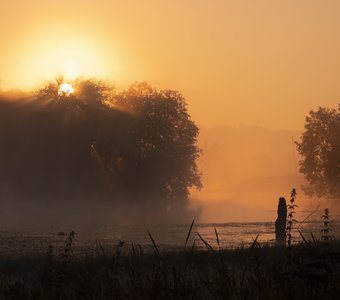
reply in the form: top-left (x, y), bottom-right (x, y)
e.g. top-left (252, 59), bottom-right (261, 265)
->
top-left (0, 79), bottom-right (201, 222)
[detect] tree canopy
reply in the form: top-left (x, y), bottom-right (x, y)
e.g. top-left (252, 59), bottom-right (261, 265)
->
top-left (0, 79), bottom-right (201, 222)
top-left (296, 105), bottom-right (340, 200)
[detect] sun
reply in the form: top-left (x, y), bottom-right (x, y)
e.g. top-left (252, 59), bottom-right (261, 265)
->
top-left (58, 83), bottom-right (74, 96)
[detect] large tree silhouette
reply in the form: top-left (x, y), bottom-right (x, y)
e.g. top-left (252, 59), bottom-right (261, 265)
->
top-left (0, 79), bottom-right (201, 222)
top-left (296, 105), bottom-right (340, 200)
top-left (111, 82), bottom-right (202, 210)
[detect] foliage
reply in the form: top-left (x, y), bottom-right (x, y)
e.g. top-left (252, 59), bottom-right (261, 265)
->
top-left (112, 82), bottom-right (202, 204)
top-left (296, 105), bottom-right (340, 199)
top-left (321, 208), bottom-right (334, 242)
top-left (286, 188), bottom-right (298, 247)
top-left (0, 79), bottom-right (201, 221)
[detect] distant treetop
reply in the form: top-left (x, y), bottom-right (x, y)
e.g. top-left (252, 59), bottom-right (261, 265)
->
top-left (296, 104), bottom-right (340, 200)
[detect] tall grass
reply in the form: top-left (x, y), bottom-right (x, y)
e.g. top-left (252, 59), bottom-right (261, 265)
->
top-left (1, 222), bottom-right (339, 299)
top-left (1, 235), bottom-right (339, 299)
top-left (1, 202), bottom-right (340, 299)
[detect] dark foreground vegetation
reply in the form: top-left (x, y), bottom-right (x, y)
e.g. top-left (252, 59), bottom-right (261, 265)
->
top-left (1, 233), bottom-right (340, 300)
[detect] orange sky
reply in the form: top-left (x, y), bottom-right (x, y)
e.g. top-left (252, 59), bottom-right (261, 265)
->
top-left (1, 0), bottom-right (340, 130)
top-left (1, 1), bottom-right (340, 222)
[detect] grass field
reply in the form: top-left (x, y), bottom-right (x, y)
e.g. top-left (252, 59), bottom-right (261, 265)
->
top-left (1, 229), bottom-right (340, 300)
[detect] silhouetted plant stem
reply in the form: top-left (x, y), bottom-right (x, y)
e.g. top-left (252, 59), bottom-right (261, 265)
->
top-left (321, 208), bottom-right (334, 242)
top-left (286, 188), bottom-right (298, 248)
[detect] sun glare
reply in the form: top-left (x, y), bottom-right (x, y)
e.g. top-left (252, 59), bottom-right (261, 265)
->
top-left (58, 83), bottom-right (74, 96)
top-left (1, 25), bottom-right (123, 89)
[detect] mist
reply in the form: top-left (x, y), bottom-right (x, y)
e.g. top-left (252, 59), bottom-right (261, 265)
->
top-left (1, 83), bottom-right (337, 228)
top-left (0, 82), bottom-right (201, 229)
top-left (191, 125), bottom-right (335, 222)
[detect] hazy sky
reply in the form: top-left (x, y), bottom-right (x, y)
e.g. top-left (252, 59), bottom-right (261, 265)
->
top-left (1, 0), bottom-right (340, 129)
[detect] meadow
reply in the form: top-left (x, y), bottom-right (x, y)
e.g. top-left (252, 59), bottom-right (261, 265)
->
top-left (1, 227), bottom-right (340, 299)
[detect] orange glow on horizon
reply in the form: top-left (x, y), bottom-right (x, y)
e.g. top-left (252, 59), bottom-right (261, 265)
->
top-left (1, 1), bottom-right (339, 130)
top-left (1, 24), bottom-right (124, 89)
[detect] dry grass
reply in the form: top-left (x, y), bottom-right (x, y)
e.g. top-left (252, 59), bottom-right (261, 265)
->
top-left (0, 227), bottom-right (340, 299)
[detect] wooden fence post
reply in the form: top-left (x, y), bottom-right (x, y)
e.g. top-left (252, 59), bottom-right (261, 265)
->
top-left (275, 197), bottom-right (287, 246)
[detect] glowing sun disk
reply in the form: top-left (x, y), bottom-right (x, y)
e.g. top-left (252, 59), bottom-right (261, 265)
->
top-left (58, 83), bottom-right (74, 96)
